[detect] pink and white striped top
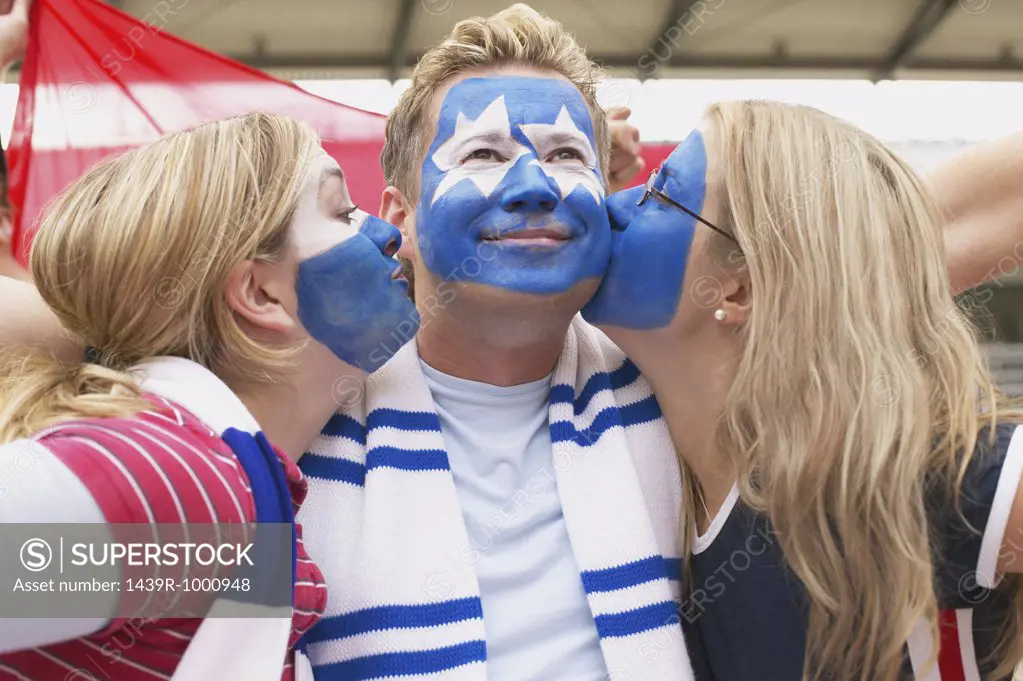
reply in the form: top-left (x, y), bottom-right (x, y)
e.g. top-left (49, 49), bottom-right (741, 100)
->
top-left (0, 395), bottom-right (326, 681)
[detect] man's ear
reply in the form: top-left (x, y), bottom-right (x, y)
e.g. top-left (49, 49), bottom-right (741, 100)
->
top-left (224, 259), bottom-right (298, 336)
top-left (380, 186), bottom-right (415, 259)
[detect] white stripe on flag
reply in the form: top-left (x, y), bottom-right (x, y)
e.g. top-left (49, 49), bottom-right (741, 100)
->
top-left (907, 616), bottom-right (942, 681)
top-left (955, 609), bottom-right (981, 681)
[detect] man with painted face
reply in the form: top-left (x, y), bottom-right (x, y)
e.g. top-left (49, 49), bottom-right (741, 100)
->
top-left (295, 5), bottom-right (692, 681)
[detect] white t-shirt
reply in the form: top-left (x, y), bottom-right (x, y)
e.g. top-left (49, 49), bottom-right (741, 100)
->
top-left (421, 360), bottom-right (609, 681)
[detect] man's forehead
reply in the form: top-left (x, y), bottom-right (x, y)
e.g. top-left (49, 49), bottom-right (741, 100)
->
top-left (437, 76), bottom-right (593, 131)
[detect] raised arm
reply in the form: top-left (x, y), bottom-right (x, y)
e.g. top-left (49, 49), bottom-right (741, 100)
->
top-left (0, 0), bottom-right (33, 282)
top-left (0, 275), bottom-right (83, 361)
top-left (607, 106), bottom-right (645, 194)
top-left (932, 131), bottom-right (1023, 294)
top-left (0, 0), bottom-right (30, 69)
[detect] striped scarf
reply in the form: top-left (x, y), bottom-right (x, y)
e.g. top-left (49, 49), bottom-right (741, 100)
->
top-left (131, 357), bottom-right (311, 681)
top-left (298, 317), bottom-right (694, 681)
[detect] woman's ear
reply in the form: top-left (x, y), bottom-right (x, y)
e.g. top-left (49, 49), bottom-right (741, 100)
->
top-left (224, 259), bottom-right (298, 336)
top-left (717, 265), bottom-right (751, 326)
top-left (380, 186), bottom-right (415, 259)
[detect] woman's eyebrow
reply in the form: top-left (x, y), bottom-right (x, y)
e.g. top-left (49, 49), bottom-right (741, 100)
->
top-left (318, 167), bottom-right (344, 194)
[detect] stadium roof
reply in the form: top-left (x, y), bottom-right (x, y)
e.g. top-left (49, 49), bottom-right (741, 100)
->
top-left (112, 0), bottom-right (1023, 81)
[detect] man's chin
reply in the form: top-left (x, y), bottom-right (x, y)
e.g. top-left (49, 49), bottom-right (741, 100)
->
top-left (451, 276), bottom-right (600, 312)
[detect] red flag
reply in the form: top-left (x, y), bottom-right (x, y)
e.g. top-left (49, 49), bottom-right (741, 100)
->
top-left (7, 0), bottom-right (386, 265)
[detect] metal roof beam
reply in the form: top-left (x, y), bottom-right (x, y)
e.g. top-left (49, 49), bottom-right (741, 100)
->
top-left (876, 0), bottom-right (958, 80)
top-left (643, 0), bottom-right (702, 77)
top-left (233, 51), bottom-right (1023, 78)
top-left (388, 0), bottom-right (417, 82)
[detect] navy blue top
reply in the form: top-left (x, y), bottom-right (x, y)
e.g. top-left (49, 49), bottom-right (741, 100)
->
top-left (681, 424), bottom-right (1020, 681)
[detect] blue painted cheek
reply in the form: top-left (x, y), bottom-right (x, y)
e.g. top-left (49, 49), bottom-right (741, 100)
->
top-left (660, 131), bottom-right (708, 214)
top-left (414, 179), bottom-right (493, 280)
top-left (296, 234), bottom-right (420, 373)
top-left (560, 188), bottom-right (612, 282)
top-left (581, 207), bottom-right (697, 329)
top-left (581, 133), bottom-right (707, 329)
top-left (606, 185), bottom-right (645, 232)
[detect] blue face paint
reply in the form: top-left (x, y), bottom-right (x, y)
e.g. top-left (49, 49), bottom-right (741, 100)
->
top-left (358, 213), bottom-right (399, 254)
top-left (416, 77), bottom-right (611, 295)
top-left (581, 130), bottom-right (706, 329)
top-left (297, 216), bottom-right (420, 373)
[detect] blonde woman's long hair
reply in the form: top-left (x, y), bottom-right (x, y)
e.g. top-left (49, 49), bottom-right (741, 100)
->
top-left (0, 112), bottom-right (321, 442)
top-left (696, 99), bottom-right (1023, 681)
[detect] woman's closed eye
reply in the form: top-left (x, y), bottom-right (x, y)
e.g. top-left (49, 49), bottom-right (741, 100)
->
top-left (336, 205), bottom-right (359, 224)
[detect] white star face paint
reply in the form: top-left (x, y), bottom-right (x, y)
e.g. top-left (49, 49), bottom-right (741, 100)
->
top-left (519, 106), bottom-right (603, 203)
top-left (429, 95), bottom-right (529, 205)
top-left (415, 77), bottom-right (612, 296)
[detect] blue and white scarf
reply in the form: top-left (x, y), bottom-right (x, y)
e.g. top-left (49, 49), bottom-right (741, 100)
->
top-left (132, 357), bottom-right (313, 681)
top-left (298, 317), bottom-right (693, 681)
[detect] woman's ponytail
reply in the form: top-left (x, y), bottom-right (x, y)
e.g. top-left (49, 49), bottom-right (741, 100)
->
top-left (0, 349), bottom-right (147, 442)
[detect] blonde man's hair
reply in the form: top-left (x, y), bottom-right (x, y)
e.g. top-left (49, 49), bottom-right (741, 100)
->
top-left (382, 3), bottom-right (609, 201)
top-left (686, 99), bottom-right (1023, 681)
top-left (0, 112), bottom-right (320, 441)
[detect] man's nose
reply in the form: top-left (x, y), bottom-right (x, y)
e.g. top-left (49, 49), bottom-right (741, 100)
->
top-left (500, 159), bottom-right (560, 214)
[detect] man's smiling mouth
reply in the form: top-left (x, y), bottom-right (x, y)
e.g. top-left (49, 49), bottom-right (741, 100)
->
top-left (481, 227), bottom-right (572, 247)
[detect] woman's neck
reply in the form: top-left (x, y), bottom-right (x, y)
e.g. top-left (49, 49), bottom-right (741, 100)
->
top-left (229, 362), bottom-right (357, 463)
top-left (616, 329), bottom-right (738, 514)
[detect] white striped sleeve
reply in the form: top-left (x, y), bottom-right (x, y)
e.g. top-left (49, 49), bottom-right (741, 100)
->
top-left (0, 439), bottom-right (112, 651)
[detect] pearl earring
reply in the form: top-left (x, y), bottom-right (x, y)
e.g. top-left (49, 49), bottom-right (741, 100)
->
top-left (714, 309), bottom-right (727, 322)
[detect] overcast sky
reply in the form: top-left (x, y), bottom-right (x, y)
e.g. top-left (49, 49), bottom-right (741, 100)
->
top-left (2, 78), bottom-right (1019, 172)
top-left (296, 78), bottom-right (1023, 144)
